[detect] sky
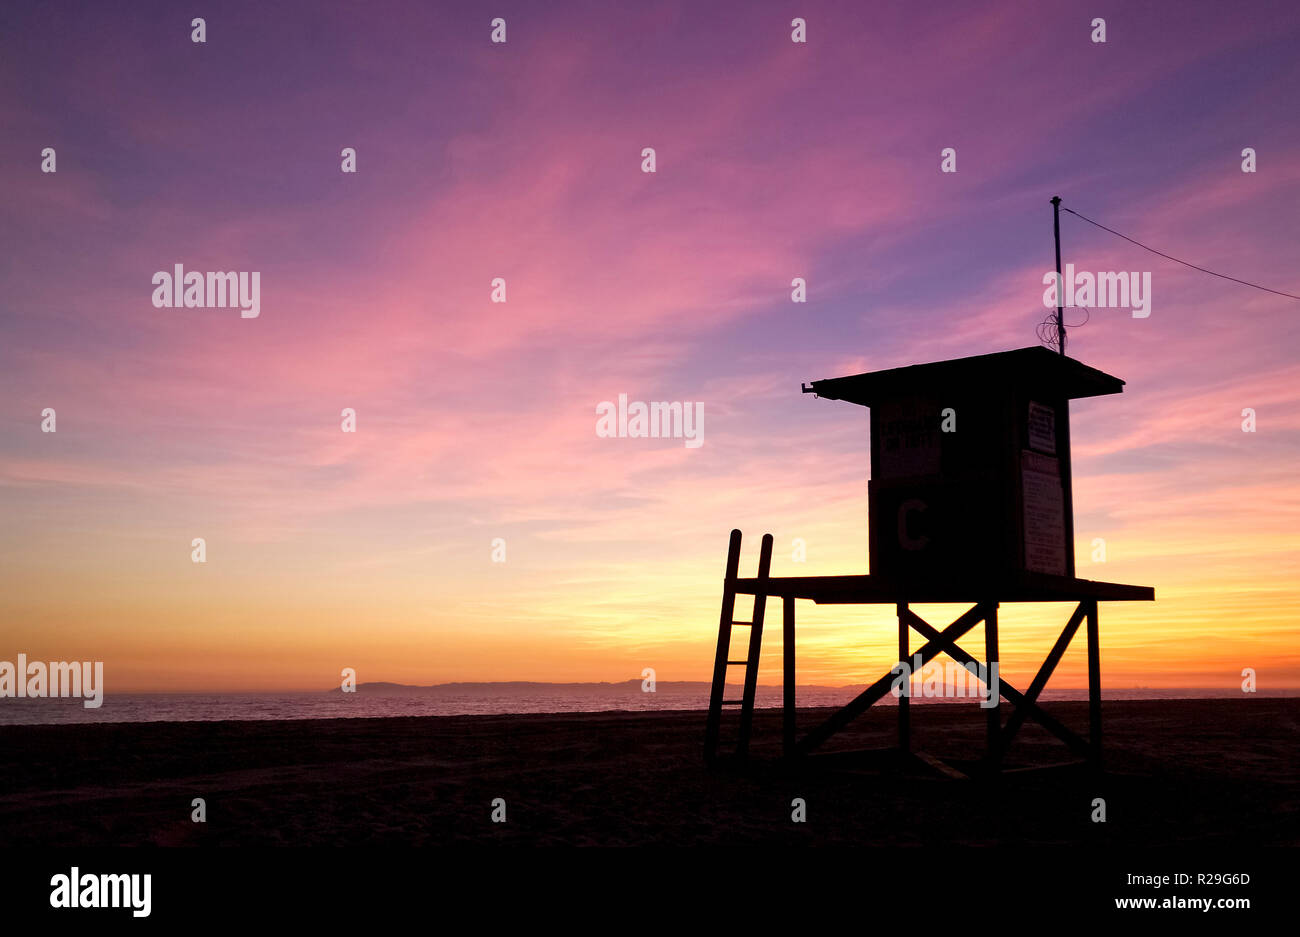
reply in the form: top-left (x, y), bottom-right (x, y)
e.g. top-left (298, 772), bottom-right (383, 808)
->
top-left (1, 0), bottom-right (1298, 693)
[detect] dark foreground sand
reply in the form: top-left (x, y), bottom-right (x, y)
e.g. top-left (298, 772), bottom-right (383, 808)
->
top-left (0, 699), bottom-right (1296, 846)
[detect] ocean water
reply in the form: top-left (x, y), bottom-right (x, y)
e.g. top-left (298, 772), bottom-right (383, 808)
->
top-left (0, 684), bottom-right (1285, 726)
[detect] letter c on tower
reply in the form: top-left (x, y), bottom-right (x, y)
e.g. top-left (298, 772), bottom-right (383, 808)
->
top-left (898, 499), bottom-right (929, 550)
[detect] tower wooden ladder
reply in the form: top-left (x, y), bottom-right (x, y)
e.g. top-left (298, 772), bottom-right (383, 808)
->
top-left (704, 530), bottom-right (773, 764)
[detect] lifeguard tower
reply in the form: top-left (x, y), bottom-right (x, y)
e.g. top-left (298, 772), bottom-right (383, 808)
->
top-left (704, 346), bottom-right (1154, 772)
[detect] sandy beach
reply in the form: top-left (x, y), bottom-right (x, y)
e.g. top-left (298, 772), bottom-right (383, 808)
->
top-left (0, 698), bottom-right (1295, 846)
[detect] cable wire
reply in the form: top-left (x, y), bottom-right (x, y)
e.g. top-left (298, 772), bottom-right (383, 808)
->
top-left (1061, 205), bottom-right (1300, 301)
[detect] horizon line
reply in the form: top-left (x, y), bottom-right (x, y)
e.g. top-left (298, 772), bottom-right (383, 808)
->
top-left (33, 681), bottom-right (1300, 697)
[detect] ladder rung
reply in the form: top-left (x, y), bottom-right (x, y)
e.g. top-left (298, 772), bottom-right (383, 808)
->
top-left (731, 620), bottom-right (753, 627)
top-left (722, 699), bottom-right (745, 705)
top-left (726, 660), bottom-right (749, 665)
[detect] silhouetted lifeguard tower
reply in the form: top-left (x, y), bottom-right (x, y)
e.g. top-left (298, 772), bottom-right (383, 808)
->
top-left (705, 346), bottom-right (1154, 773)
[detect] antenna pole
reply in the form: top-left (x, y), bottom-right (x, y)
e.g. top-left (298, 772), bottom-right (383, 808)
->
top-left (1051, 195), bottom-right (1065, 355)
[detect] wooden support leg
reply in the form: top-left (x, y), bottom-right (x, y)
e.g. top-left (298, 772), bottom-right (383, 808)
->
top-left (985, 602), bottom-right (1000, 769)
top-left (783, 596), bottom-right (795, 759)
top-left (1086, 599), bottom-right (1102, 771)
top-left (897, 602), bottom-right (910, 753)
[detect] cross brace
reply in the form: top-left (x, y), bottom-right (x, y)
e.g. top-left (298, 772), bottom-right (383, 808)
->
top-left (787, 598), bottom-right (1103, 770)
